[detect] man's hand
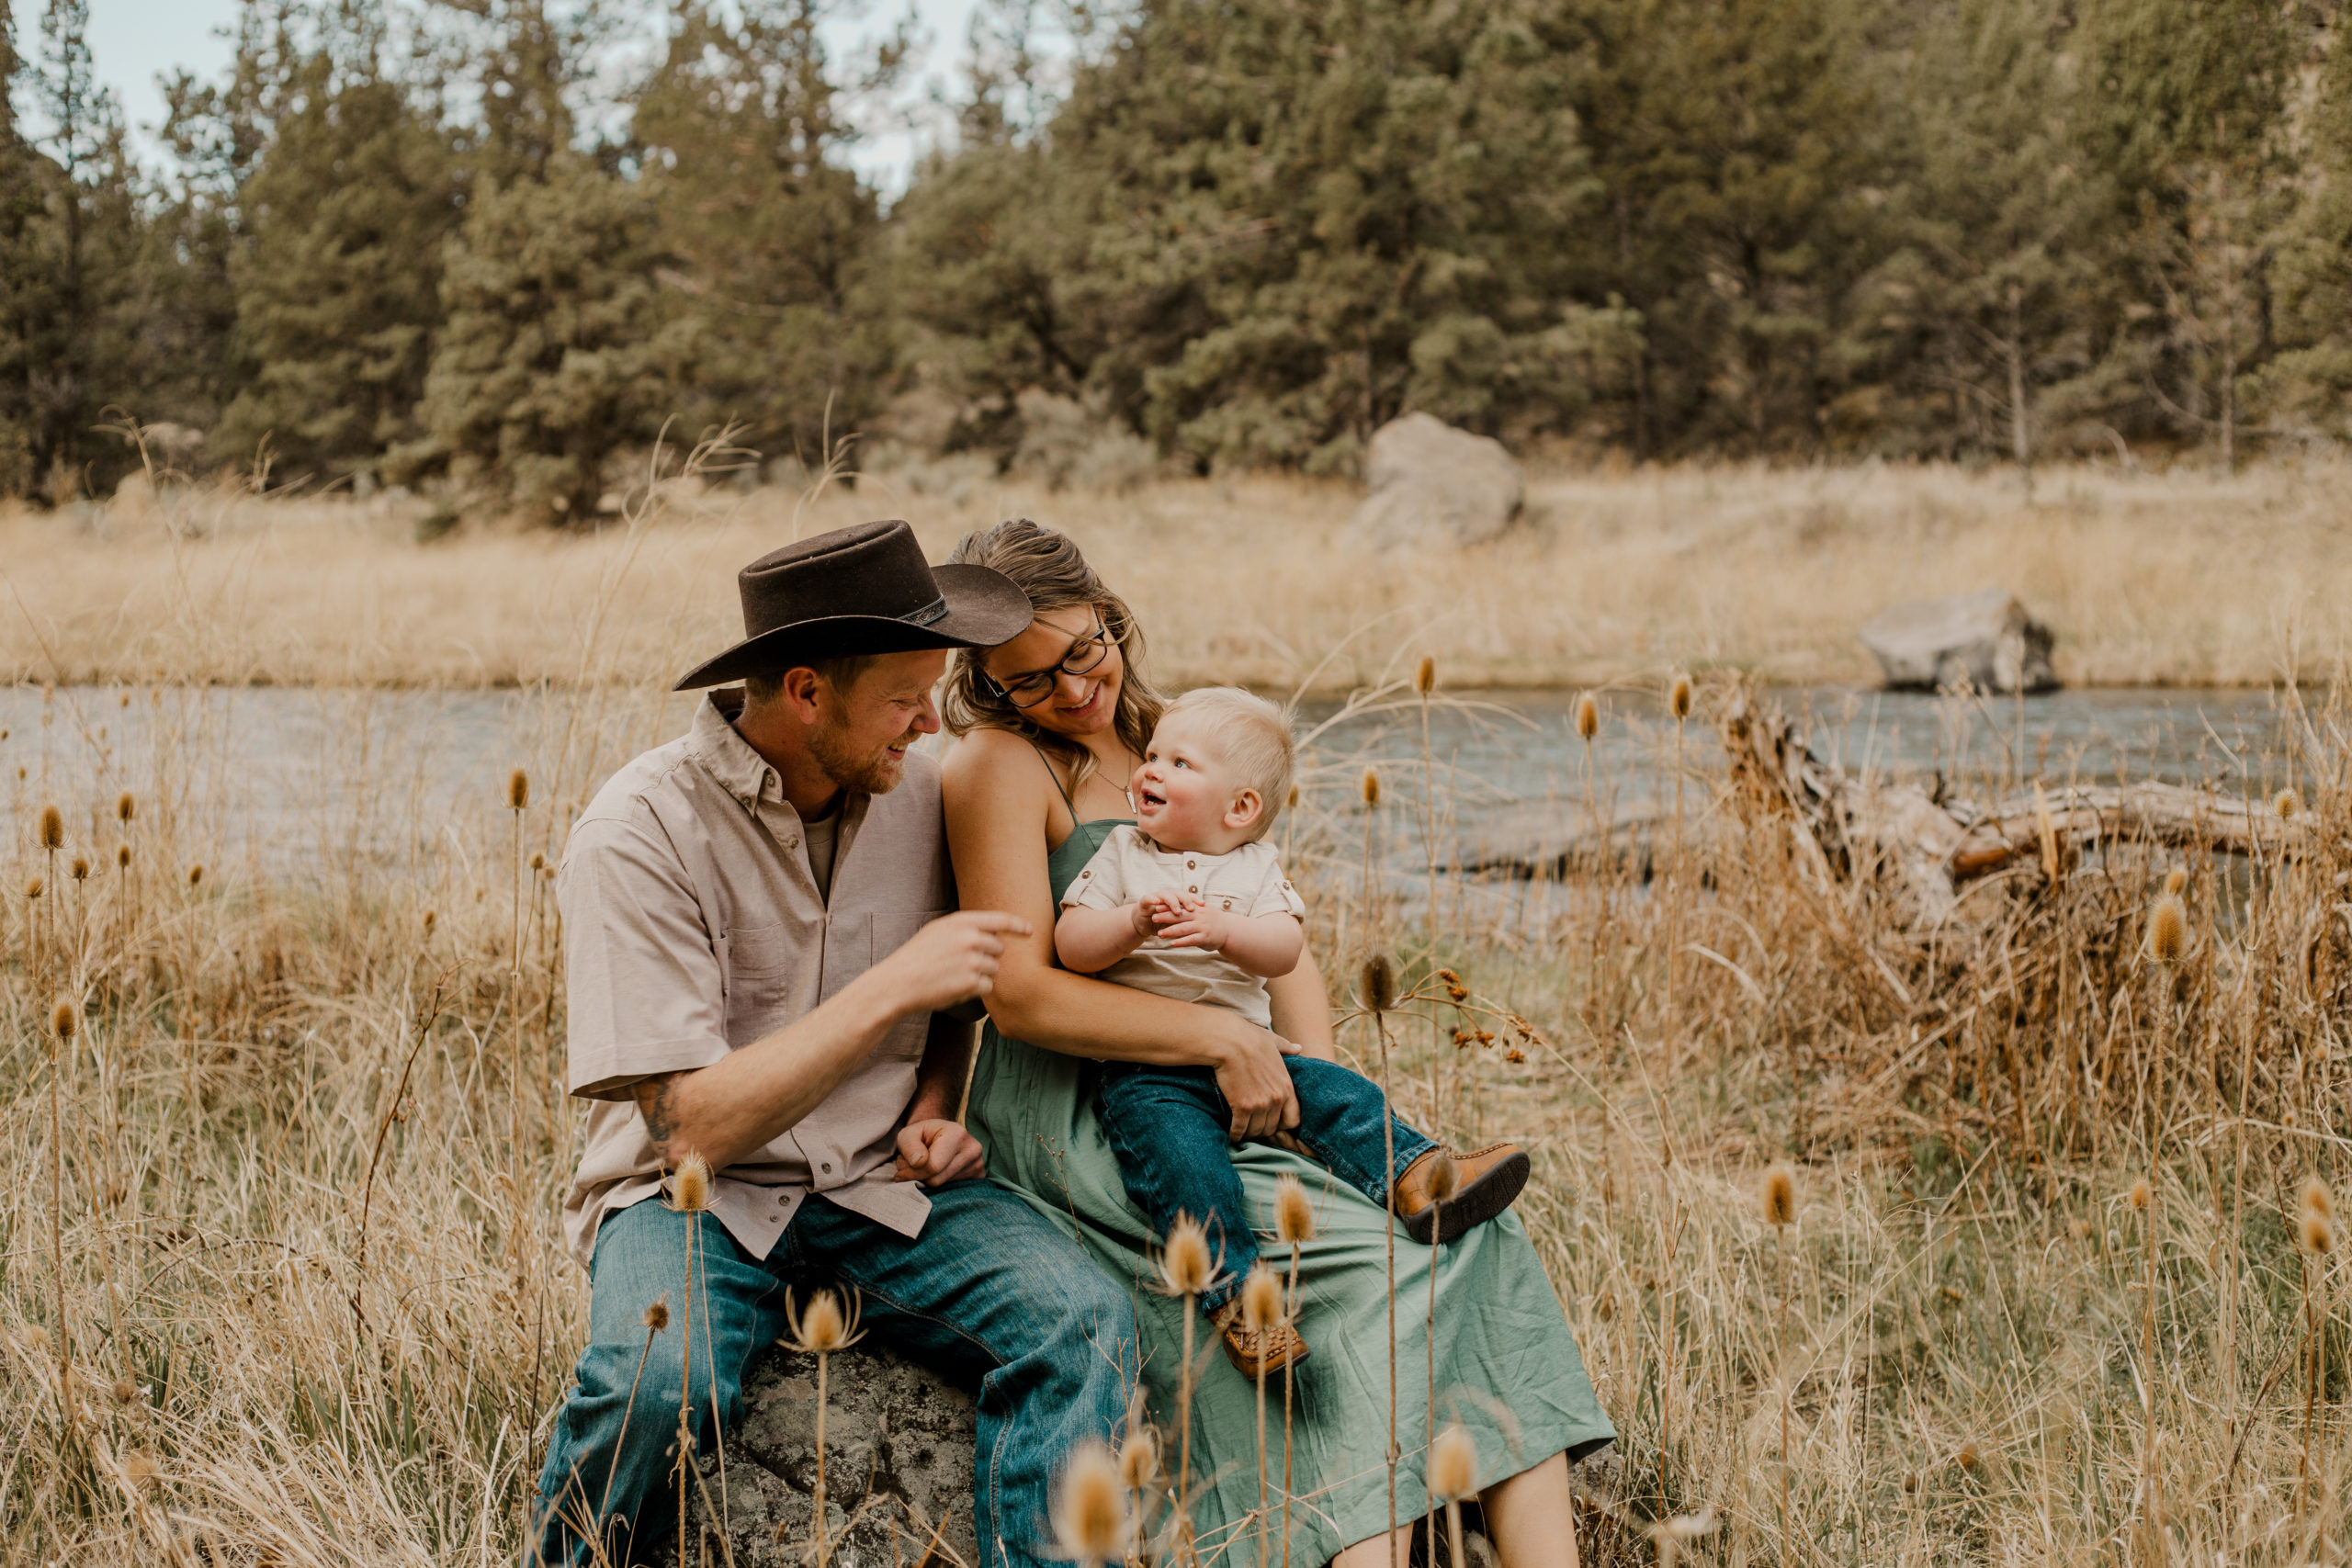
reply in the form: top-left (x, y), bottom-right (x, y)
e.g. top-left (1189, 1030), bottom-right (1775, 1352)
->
top-left (1209, 1018), bottom-right (1301, 1141)
top-left (868, 911), bottom-right (1033, 1015)
top-left (894, 1119), bottom-right (987, 1186)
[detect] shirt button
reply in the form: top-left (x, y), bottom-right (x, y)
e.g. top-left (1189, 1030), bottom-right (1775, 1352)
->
top-left (820, 1162), bottom-right (832, 1174)
top-left (784, 835), bottom-right (799, 850)
top-left (1186, 859), bottom-right (1197, 869)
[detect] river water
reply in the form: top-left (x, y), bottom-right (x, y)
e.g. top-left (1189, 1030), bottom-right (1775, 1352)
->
top-left (0, 682), bottom-right (2313, 879)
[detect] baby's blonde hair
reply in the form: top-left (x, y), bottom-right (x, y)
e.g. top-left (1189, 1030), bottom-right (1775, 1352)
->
top-left (1164, 686), bottom-right (1295, 840)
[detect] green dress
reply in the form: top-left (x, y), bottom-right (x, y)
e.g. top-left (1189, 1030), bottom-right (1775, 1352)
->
top-left (967, 818), bottom-right (1615, 1566)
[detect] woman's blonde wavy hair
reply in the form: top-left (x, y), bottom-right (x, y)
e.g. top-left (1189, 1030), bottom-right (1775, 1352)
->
top-left (944, 518), bottom-right (1166, 794)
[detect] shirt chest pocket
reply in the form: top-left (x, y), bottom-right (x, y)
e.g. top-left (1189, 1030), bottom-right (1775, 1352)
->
top-left (718, 919), bottom-right (820, 1045)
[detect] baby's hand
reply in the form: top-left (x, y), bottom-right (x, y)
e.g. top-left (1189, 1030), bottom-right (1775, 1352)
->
top-left (1132, 888), bottom-right (1199, 936)
top-left (1157, 904), bottom-right (1232, 953)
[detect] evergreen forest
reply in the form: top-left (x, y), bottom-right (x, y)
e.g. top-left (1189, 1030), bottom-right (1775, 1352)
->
top-left (3, 0), bottom-right (2349, 517)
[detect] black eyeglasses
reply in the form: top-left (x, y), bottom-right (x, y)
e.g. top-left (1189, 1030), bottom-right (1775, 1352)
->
top-left (982, 615), bottom-right (1114, 708)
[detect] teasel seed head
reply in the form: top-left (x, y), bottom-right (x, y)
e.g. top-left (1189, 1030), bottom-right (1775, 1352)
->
top-left (2301, 1209), bottom-right (2337, 1257)
top-left (115, 844), bottom-right (130, 869)
top-left (1118, 1428), bottom-right (1159, 1491)
top-left (1762, 1164), bottom-right (1795, 1228)
top-left (119, 1450), bottom-right (159, 1486)
top-left (1425, 1149), bottom-right (1460, 1205)
top-left (2130, 1177), bottom-right (2152, 1212)
top-left (111, 1377), bottom-right (141, 1407)
top-left (1157, 1213), bottom-right (1216, 1298)
top-left (70, 855), bottom-right (87, 882)
top-left (1051, 1439), bottom-right (1131, 1568)
top-left (507, 768), bottom-right (530, 811)
top-left (1669, 673), bottom-right (1693, 721)
top-left (1285, 783), bottom-right (1299, 809)
top-left (1274, 1173), bottom-right (1317, 1245)
top-left (39, 804), bottom-right (62, 850)
top-left (1360, 767), bottom-right (1381, 808)
top-left (116, 792), bottom-right (134, 824)
top-left (529, 852), bottom-right (546, 872)
top-left (1430, 1422), bottom-right (1477, 1502)
top-left (2146, 894), bottom-right (2187, 964)
top-left (2300, 1177), bottom-right (2335, 1223)
top-left (423, 909), bottom-right (437, 936)
top-left (1575, 690), bottom-right (1600, 740)
top-left (1956, 1440), bottom-right (1981, 1473)
top-left (2163, 866), bottom-right (2188, 897)
top-left (786, 1286), bottom-right (863, 1353)
top-left (1241, 1264), bottom-right (1283, 1333)
top-left (1415, 655), bottom-right (1437, 696)
top-left (187, 864), bottom-right (203, 888)
top-left (1902, 1471), bottom-right (1919, 1495)
top-left (2275, 787), bottom-right (2300, 819)
top-left (1360, 953), bottom-right (1396, 1013)
top-left (52, 1000), bottom-right (77, 1041)
top-left (670, 1151), bottom-right (713, 1213)
top-left (642, 1295), bottom-right (671, 1332)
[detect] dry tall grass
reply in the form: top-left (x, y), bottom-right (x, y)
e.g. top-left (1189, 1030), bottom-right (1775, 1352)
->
top-left (8, 455), bottom-right (2352, 691)
top-left (4, 498), bottom-right (2349, 1562)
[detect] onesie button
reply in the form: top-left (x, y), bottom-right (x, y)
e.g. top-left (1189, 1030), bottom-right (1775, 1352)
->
top-left (1186, 859), bottom-right (1197, 869)
top-left (1188, 885), bottom-right (1199, 894)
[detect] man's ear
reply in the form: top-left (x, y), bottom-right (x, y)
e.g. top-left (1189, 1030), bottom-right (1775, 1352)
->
top-left (777, 666), bottom-right (831, 726)
top-left (1224, 788), bottom-right (1264, 833)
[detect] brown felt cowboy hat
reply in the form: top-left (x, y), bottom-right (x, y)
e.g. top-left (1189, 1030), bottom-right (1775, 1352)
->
top-left (673, 519), bottom-right (1034, 691)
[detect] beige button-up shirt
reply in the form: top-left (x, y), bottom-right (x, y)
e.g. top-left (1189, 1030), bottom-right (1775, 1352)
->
top-left (558, 691), bottom-right (956, 1269)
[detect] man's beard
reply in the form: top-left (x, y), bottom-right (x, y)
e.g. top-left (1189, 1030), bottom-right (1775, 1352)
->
top-left (808, 719), bottom-right (912, 795)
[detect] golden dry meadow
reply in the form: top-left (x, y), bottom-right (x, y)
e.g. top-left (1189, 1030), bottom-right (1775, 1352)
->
top-left (1, 460), bottom-right (2347, 1564)
top-left (6, 456), bottom-right (2352, 694)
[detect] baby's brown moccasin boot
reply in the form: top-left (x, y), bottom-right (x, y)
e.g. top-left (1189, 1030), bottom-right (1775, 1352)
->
top-left (1211, 1299), bottom-right (1311, 1379)
top-left (1396, 1143), bottom-right (1532, 1245)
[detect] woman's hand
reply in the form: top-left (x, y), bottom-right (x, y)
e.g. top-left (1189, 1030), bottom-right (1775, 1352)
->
top-left (1207, 1015), bottom-right (1301, 1140)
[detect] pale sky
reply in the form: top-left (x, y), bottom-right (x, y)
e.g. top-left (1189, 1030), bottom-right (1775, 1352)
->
top-left (71, 0), bottom-right (1001, 190)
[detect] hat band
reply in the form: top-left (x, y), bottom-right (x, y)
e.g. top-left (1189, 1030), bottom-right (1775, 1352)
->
top-left (900, 595), bottom-right (948, 627)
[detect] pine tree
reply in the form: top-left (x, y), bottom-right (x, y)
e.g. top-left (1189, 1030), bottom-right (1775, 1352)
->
top-left (2076, 0), bottom-right (2300, 466)
top-left (1858, 0), bottom-right (2115, 470)
top-left (1550, 0), bottom-right (1896, 456)
top-left (415, 152), bottom-right (684, 521)
top-left (214, 8), bottom-right (462, 486)
top-left (632, 0), bottom-right (893, 459)
top-left (8, 0), bottom-right (146, 499)
top-left (2259, 9), bottom-right (2352, 443)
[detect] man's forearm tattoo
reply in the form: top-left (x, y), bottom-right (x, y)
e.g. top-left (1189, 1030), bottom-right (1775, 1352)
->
top-left (634, 1074), bottom-right (682, 1153)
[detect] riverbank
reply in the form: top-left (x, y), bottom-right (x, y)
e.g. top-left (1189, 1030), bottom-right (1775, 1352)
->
top-left (6, 456), bottom-right (2348, 691)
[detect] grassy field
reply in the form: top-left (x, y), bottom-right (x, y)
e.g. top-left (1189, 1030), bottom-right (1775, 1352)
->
top-left (6, 455), bottom-right (2352, 692)
top-left (1, 649), bottom-right (2346, 1565)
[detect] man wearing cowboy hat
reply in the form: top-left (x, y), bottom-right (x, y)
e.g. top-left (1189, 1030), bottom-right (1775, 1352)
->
top-left (528, 521), bottom-right (1137, 1567)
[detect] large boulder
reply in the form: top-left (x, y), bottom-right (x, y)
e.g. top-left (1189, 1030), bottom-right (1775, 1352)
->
top-left (677, 1344), bottom-right (979, 1568)
top-left (1346, 413), bottom-right (1523, 548)
top-left (1860, 589), bottom-right (2057, 694)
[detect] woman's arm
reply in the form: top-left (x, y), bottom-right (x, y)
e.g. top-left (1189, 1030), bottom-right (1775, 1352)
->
top-left (944, 729), bottom-right (1303, 1139)
top-left (1268, 947), bottom-right (1338, 1062)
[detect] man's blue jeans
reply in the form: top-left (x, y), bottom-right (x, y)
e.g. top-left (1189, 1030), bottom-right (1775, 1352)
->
top-left (1096, 1056), bottom-right (1437, 1311)
top-left (526, 1181), bottom-right (1137, 1568)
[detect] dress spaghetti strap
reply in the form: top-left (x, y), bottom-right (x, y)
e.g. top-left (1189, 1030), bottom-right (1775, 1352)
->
top-left (1024, 736), bottom-right (1082, 833)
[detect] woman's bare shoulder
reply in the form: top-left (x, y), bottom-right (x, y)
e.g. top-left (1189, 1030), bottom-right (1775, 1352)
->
top-left (944, 727), bottom-right (1049, 796)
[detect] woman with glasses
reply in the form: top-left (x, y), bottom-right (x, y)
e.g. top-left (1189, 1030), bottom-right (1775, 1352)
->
top-left (939, 519), bottom-right (1613, 1568)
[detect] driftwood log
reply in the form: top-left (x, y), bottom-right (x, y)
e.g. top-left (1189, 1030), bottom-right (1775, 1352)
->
top-left (1721, 689), bottom-right (2307, 926)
